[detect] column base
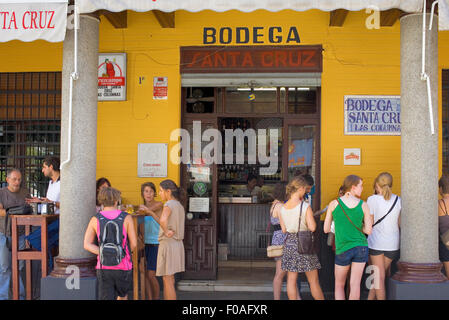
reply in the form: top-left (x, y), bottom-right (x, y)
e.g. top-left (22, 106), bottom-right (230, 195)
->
top-left (388, 278), bottom-right (449, 300)
top-left (40, 276), bottom-right (97, 300)
top-left (41, 257), bottom-right (97, 300)
top-left (391, 261), bottom-right (447, 283)
top-left (50, 256), bottom-right (97, 278)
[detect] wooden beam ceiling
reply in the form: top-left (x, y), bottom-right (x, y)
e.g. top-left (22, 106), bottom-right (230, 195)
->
top-left (152, 10), bottom-right (175, 28)
top-left (101, 10), bottom-right (127, 29)
top-left (329, 9), bottom-right (349, 27)
top-left (380, 9), bottom-right (403, 27)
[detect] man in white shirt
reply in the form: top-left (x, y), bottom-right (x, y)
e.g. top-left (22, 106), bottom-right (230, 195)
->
top-left (42, 157), bottom-right (60, 214)
top-left (30, 157), bottom-right (61, 214)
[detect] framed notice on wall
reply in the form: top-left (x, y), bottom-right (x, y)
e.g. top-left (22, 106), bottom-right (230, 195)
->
top-left (137, 143), bottom-right (168, 177)
top-left (344, 95), bottom-right (400, 135)
top-left (98, 53), bottom-right (127, 101)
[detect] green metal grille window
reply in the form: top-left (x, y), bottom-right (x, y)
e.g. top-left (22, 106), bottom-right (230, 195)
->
top-left (0, 72), bottom-right (61, 197)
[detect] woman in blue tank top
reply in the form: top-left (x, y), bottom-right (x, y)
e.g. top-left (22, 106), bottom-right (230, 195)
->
top-left (139, 182), bottom-right (163, 300)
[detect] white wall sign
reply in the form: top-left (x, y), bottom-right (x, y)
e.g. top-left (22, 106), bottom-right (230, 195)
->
top-left (189, 197), bottom-right (210, 213)
top-left (98, 53), bottom-right (127, 101)
top-left (137, 143), bottom-right (167, 177)
top-left (344, 148), bottom-right (361, 166)
top-left (0, 1), bottom-right (68, 43)
top-left (153, 76), bottom-right (168, 100)
top-left (344, 95), bottom-right (400, 135)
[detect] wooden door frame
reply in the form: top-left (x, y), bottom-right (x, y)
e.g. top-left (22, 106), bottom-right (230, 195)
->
top-left (282, 117), bottom-right (321, 213)
top-left (180, 118), bottom-right (218, 279)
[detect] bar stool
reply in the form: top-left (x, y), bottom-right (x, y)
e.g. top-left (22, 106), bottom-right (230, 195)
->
top-left (10, 214), bottom-right (59, 300)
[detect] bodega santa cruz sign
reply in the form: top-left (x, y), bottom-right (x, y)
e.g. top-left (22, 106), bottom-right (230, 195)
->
top-left (344, 95), bottom-right (401, 135)
top-left (181, 45), bottom-right (322, 73)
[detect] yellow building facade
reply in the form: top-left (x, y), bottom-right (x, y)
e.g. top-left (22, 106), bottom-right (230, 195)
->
top-left (1, 10), bottom-right (448, 205)
top-left (1, 9), bottom-right (449, 285)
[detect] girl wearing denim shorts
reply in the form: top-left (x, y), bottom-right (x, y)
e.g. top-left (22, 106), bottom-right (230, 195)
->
top-left (139, 182), bottom-right (163, 300)
top-left (324, 175), bottom-right (373, 300)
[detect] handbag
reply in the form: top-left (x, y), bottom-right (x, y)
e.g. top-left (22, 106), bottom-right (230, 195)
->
top-left (267, 201), bottom-right (284, 258)
top-left (327, 232), bottom-right (335, 247)
top-left (267, 245), bottom-right (284, 258)
top-left (297, 201), bottom-right (317, 255)
top-left (4, 204), bottom-right (33, 250)
top-left (438, 200), bottom-right (449, 250)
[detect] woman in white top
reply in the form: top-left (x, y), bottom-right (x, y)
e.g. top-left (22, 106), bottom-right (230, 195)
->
top-left (279, 176), bottom-right (324, 300)
top-left (367, 172), bottom-right (401, 300)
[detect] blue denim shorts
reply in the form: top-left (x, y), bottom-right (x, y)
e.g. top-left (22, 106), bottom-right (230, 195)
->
top-left (335, 246), bottom-right (369, 266)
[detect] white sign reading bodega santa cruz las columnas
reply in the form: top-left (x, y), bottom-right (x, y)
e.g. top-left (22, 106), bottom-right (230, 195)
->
top-left (344, 95), bottom-right (401, 135)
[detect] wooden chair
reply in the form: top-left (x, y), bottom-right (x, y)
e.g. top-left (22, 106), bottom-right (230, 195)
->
top-left (11, 214), bottom-right (59, 300)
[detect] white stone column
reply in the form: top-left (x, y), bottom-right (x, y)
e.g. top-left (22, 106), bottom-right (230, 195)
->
top-left (391, 13), bottom-right (446, 288)
top-left (51, 13), bottom-right (99, 278)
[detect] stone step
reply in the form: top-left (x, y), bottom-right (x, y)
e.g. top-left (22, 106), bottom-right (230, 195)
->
top-left (217, 260), bottom-right (276, 268)
top-left (177, 280), bottom-right (309, 293)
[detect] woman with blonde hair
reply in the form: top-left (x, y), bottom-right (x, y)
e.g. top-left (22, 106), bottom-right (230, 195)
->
top-left (270, 181), bottom-right (301, 300)
top-left (324, 175), bottom-right (372, 300)
top-left (279, 176), bottom-right (324, 300)
top-left (366, 172), bottom-right (401, 300)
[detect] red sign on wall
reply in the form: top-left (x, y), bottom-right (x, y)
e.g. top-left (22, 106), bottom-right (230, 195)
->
top-left (180, 46), bottom-right (322, 73)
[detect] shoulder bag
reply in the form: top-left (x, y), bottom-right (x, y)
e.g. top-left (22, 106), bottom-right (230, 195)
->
top-left (372, 195), bottom-right (399, 228)
top-left (438, 200), bottom-right (449, 250)
top-left (267, 202), bottom-right (284, 258)
top-left (297, 201), bottom-right (317, 255)
top-left (4, 204), bottom-right (33, 250)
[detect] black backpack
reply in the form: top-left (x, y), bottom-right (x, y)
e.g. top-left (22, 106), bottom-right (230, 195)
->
top-left (96, 211), bottom-right (129, 267)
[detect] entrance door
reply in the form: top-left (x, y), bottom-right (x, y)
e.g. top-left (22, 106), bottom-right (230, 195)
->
top-left (283, 119), bottom-right (321, 212)
top-left (181, 120), bottom-right (218, 279)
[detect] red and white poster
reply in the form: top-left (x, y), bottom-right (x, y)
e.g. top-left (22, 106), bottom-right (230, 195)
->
top-left (153, 76), bottom-right (168, 100)
top-left (98, 53), bottom-right (126, 101)
top-left (0, 0), bottom-right (68, 43)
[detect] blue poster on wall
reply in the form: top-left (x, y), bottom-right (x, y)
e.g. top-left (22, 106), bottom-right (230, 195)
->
top-left (288, 139), bottom-right (313, 168)
top-left (344, 95), bottom-right (401, 135)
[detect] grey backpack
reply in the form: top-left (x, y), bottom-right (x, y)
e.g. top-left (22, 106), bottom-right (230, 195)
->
top-left (96, 211), bottom-right (128, 267)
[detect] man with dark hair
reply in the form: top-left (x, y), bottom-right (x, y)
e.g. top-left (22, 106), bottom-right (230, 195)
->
top-left (0, 169), bottom-right (30, 299)
top-left (30, 157), bottom-right (61, 214)
top-left (246, 174), bottom-right (258, 195)
top-left (301, 173), bottom-right (315, 206)
top-left (42, 156), bottom-right (61, 214)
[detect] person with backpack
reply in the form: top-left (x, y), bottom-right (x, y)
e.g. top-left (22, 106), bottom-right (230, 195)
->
top-left (366, 172), bottom-right (401, 300)
top-left (156, 180), bottom-right (186, 300)
top-left (84, 187), bottom-right (137, 300)
top-left (279, 176), bottom-right (324, 300)
top-left (324, 175), bottom-right (372, 300)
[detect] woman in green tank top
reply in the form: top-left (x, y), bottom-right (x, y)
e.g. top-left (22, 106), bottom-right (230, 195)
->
top-left (324, 175), bottom-right (373, 300)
